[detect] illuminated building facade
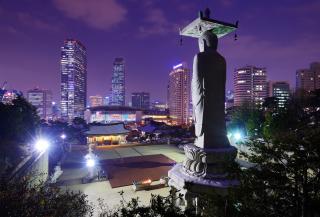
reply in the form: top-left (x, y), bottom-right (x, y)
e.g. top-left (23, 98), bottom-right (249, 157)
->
top-left (168, 63), bottom-right (190, 125)
top-left (151, 101), bottom-right (167, 112)
top-left (89, 106), bottom-right (142, 123)
top-left (111, 58), bottom-right (125, 106)
top-left (60, 39), bottom-right (87, 121)
top-left (296, 62), bottom-right (320, 93)
top-left (131, 92), bottom-right (150, 109)
top-left (234, 66), bottom-right (267, 106)
top-left (89, 95), bottom-right (103, 107)
top-left (27, 88), bottom-right (53, 120)
top-left (86, 123), bottom-right (130, 145)
top-left (270, 81), bottom-right (290, 108)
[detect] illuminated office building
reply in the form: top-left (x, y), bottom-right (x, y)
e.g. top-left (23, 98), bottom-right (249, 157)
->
top-left (27, 88), bottom-right (52, 120)
top-left (270, 81), bottom-right (290, 108)
top-left (131, 92), bottom-right (150, 109)
top-left (168, 63), bottom-right (190, 125)
top-left (60, 39), bottom-right (87, 121)
top-left (89, 95), bottom-right (103, 107)
top-left (111, 58), bottom-right (125, 106)
top-left (234, 66), bottom-right (267, 106)
top-left (296, 62), bottom-right (320, 93)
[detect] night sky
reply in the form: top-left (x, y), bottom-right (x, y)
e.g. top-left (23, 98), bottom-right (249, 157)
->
top-left (1, 0), bottom-right (320, 104)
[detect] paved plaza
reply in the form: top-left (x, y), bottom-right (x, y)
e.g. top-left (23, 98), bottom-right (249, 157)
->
top-left (58, 144), bottom-right (185, 213)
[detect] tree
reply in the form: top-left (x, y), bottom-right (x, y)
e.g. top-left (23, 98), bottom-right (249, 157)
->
top-left (0, 96), bottom-right (40, 175)
top-left (231, 95), bottom-right (320, 217)
top-left (0, 175), bottom-right (93, 217)
top-left (0, 96), bottom-right (39, 142)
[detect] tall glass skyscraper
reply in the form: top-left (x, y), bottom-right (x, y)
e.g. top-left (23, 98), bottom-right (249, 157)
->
top-left (60, 39), bottom-right (87, 121)
top-left (111, 58), bottom-right (125, 106)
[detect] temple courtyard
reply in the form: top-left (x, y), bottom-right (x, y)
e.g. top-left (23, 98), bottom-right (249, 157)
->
top-left (57, 144), bottom-right (185, 211)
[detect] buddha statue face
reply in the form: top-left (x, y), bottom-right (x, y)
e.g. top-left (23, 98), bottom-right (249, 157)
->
top-left (198, 30), bottom-right (218, 52)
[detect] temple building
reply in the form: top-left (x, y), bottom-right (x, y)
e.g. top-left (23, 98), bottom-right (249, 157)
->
top-left (86, 123), bottom-right (130, 145)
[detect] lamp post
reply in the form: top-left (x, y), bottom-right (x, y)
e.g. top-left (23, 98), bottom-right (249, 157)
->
top-left (84, 146), bottom-right (97, 179)
top-left (60, 133), bottom-right (69, 152)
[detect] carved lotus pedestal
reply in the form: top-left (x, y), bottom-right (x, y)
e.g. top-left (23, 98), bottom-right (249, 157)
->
top-left (168, 144), bottom-right (238, 209)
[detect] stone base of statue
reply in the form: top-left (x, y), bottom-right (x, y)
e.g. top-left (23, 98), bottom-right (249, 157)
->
top-left (168, 144), bottom-right (238, 208)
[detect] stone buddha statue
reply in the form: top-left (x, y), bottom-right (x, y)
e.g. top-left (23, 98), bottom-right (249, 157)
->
top-left (192, 30), bottom-right (230, 149)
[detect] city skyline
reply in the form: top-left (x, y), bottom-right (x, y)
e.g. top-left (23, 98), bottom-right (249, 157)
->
top-left (1, 0), bottom-right (320, 103)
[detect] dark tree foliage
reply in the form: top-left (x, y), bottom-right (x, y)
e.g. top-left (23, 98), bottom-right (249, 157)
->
top-left (229, 91), bottom-right (320, 217)
top-left (0, 175), bottom-right (93, 217)
top-left (0, 97), bottom-right (40, 174)
top-left (0, 96), bottom-right (39, 142)
top-left (98, 189), bottom-right (189, 217)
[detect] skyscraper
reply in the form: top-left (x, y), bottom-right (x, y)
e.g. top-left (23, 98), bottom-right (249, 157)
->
top-left (111, 58), bottom-right (125, 106)
top-left (131, 92), bottom-right (150, 109)
top-left (296, 62), bottom-right (320, 93)
top-left (234, 66), bottom-right (268, 106)
top-left (168, 63), bottom-right (190, 125)
top-left (27, 88), bottom-right (52, 120)
top-left (89, 95), bottom-right (103, 107)
top-left (270, 81), bottom-right (290, 108)
top-left (60, 39), bottom-right (87, 121)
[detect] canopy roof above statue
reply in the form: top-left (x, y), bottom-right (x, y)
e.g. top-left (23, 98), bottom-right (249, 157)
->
top-left (180, 16), bottom-right (237, 38)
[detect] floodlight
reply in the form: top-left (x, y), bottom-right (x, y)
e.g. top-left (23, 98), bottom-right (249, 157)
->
top-left (234, 132), bottom-right (242, 141)
top-left (35, 139), bottom-right (49, 152)
top-left (86, 159), bottom-right (95, 168)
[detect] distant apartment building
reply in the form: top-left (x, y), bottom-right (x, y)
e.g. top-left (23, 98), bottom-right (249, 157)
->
top-left (111, 58), bottom-right (125, 106)
top-left (269, 81), bottom-right (290, 108)
top-left (27, 88), bottom-right (52, 120)
top-left (60, 39), bottom-right (87, 121)
top-left (234, 66), bottom-right (268, 106)
top-left (131, 92), bottom-right (150, 109)
top-left (89, 95), bottom-right (103, 107)
top-left (296, 62), bottom-right (320, 93)
top-left (168, 63), bottom-right (190, 125)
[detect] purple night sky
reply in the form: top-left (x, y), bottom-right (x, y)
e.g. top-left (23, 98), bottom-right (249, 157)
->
top-left (0, 0), bottom-right (320, 103)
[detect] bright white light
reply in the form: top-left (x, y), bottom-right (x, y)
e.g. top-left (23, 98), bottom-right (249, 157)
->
top-left (35, 139), bottom-right (49, 152)
top-left (86, 159), bottom-right (95, 168)
top-left (60, 134), bottom-right (66, 139)
top-left (234, 132), bottom-right (242, 141)
top-left (173, 63), bottom-right (183, 69)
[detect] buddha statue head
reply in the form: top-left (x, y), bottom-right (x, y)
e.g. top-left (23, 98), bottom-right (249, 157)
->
top-left (198, 30), bottom-right (218, 52)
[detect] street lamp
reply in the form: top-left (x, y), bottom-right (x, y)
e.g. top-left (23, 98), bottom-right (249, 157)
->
top-left (35, 139), bottom-right (49, 152)
top-left (60, 133), bottom-right (66, 140)
top-left (234, 131), bottom-right (242, 142)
